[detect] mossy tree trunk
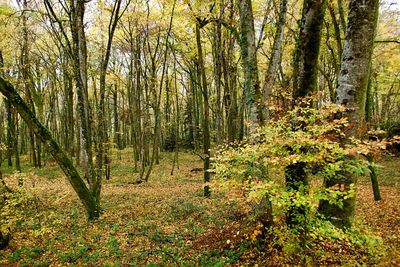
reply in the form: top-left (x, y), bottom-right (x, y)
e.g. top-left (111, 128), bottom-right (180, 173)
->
top-left (262, 0), bottom-right (288, 120)
top-left (293, 0), bottom-right (327, 99)
top-left (0, 77), bottom-right (100, 220)
top-left (286, 0), bottom-right (326, 228)
top-left (238, 0), bottom-right (265, 127)
top-left (70, 0), bottom-right (97, 196)
top-left (319, 0), bottom-right (379, 228)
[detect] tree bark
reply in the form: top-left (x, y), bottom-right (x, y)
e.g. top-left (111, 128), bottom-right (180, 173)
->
top-left (195, 23), bottom-right (211, 197)
top-left (238, 0), bottom-right (265, 127)
top-left (287, 0), bottom-right (326, 228)
top-left (68, 0), bottom-right (97, 196)
top-left (0, 77), bottom-right (100, 219)
top-left (96, 0), bottom-right (125, 196)
top-left (319, 0), bottom-right (379, 228)
top-left (293, 0), bottom-right (327, 99)
top-left (262, 0), bottom-right (288, 120)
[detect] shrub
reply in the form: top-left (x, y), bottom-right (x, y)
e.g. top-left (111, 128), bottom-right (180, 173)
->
top-left (212, 104), bottom-right (388, 262)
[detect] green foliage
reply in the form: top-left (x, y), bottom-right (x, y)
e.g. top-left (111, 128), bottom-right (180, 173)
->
top-left (213, 103), bottom-right (370, 198)
top-left (7, 245), bottom-right (48, 266)
top-left (169, 198), bottom-right (203, 220)
top-left (265, 216), bottom-right (386, 265)
top-left (0, 187), bottom-right (34, 236)
top-left (213, 103), bottom-right (388, 262)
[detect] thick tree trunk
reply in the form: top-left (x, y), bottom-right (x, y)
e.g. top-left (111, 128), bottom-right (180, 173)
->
top-left (223, 0), bottom-right (239, 143)
top-left (293, 0), bottom-right (327, 99)
top-left (319, 0), bottom-right (379, 228)
top-left (238, 0), bottom-right (265, 127)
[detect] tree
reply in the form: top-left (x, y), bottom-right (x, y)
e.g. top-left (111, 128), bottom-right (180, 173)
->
top-left (44, 0), bottom-right (99, 203)
top-left (262, 0), bottom-right (288, 120)
top-left (319, 0), bottom-right (380, 228)
top-left (286, 0), bottom-right (327, 227)
top-left (238, 0), bottom-right (265, 127)
top-left (0, 77), bottom-right (100, 219)
top-left (293, 0), bottom-right (327, 99)
top-left (96, 0), bottom-right (127, 196)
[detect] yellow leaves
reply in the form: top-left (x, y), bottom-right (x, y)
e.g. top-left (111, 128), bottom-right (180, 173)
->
top-left (0, 189), bottom-right (33, 234)
top-left (250, 229), bottom-right (262, 241)
top-left (0, 142), bottom-right (6, 151)
top-left (368, 130), bottom-right (386, 136)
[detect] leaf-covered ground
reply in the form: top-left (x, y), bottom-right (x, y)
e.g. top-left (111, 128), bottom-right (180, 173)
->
top-left (0, 150), bottom-right (399, 266)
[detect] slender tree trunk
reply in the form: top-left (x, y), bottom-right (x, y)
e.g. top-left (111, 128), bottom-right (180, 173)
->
top-left (337, 0), bottom-right (347, 31)
top-left (63, 58), bottom-right (75, 157)
top-left (70, 0), bottom-right (97, 200)
top-left (143, 0), bottom-right (176, 182)
top-left (195, 23), bottom-right (211, 197)
top-left (5, 99), bottom-right (13, 167)
top-left (213, 0), bottom-right (224, 142)
top-left (0, 50), bottom-right (12, 167)
top-left (365, 66), bottom-right (374, 122)
top-left (171, 60), bottom-right (180, 175)
top-left (328, 2), bottom-right (343, 57)
top-left (20, 0), bottom-right (38, 168)
top-left (262, 0), bottom-right (288, 120)
top-left (96, 0), bottom-right (125, 195)
top-left (367, 154), bottom-right (381, 201)
top-left (14, 110), bottom-right (21, 173)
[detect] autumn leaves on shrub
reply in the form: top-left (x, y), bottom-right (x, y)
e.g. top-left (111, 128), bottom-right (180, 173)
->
top-left (212, 103), bottom-right (391, 255)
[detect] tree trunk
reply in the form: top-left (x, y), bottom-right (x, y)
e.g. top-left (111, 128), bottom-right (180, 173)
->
top-left (0, 77), bottom-right (100, 219)
top-left (238, 0), bottom-right (265, 127)
top-left (293, 0), bottom-right (327, 99)
top-left (195, 23), bottom-right (211, 197)
top-left (96, 0), bottom-right (124, 196)
top-left (70, 0), bottom-right (96, 196)
top-left (287, 0), bottom-right (326, 228)
top-left (5, 99), bottom-right (13, 167)
top-left (319, 0), bottom-right (379, 228)
top-left (262, 0), bottom-right (288, 120)
top-left (213, 0), bottom-right (224, 142)
top-left (367, 154), bottom-right (381, 201)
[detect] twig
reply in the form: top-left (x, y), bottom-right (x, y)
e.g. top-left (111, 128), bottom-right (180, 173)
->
top-left (192, 150), bottom-right (205, 161)
top-left (375, 39), bottom-right (400, 44)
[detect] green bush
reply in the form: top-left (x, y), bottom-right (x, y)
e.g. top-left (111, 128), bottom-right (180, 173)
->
top-left (212, 104), bottom-right (387, 263)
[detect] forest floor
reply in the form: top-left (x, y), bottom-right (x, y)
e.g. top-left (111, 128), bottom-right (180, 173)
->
top-left (0, 150), bottom-right (399, 266)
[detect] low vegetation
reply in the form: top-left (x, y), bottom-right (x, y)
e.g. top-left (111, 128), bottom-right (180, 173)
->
top-left (0, 150), bottom-right (399, 266)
